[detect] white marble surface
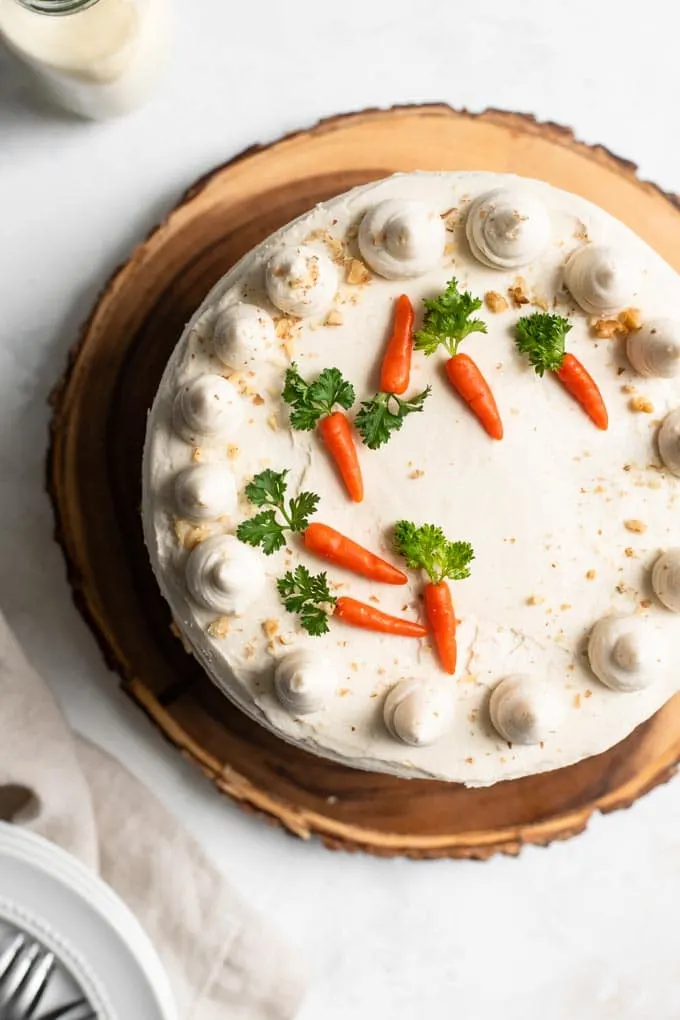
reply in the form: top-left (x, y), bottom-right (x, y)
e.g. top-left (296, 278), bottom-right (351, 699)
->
top-left (2, 2), bottom-right (680, 1017)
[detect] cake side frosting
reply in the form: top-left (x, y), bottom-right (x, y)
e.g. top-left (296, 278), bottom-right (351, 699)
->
top-left (142, 171), bottom-right (680, 786)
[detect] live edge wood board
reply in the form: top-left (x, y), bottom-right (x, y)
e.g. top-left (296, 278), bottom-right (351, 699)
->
top-left (47, 105), bottom-right (680, 859)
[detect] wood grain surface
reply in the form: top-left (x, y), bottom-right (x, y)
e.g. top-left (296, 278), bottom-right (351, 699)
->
top-left (47, 105), bottom-right (680, 859)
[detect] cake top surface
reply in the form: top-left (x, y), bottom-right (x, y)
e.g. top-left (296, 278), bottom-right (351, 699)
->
top-left (142, 171), bottom-right (680, 786)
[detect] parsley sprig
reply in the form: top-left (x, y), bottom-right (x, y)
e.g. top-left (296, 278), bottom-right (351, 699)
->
top-left (277, 565), bottom-right (337, 636)
top-left (236, 469), bottom-right (319, 555)
top-left (414, 278), bottom-right (487, 357)
top-left (515, 312), bottom-right (571, 376)
top-left (393, 520), bottom-right (474, 585)
top-left (282, 362), bottom-right (355, 430)
top-left (355, 386), bottom-right (431, 450)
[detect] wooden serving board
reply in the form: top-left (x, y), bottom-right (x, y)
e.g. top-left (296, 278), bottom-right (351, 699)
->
top-left (47, 106), bottom-right (680, 859)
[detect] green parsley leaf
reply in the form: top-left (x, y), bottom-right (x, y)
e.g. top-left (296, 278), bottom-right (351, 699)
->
top-left (355, 387), bottom-right (431, 450)
top-left (414, 278), bottom-right (487, 357)
top-left (283, 363), bottom-right (355, 430)
top-left (515, 312), bottom-right (571, 377)
top-left (244, 469), bottom-right (288, 509)
top-left (237, 469), bottom-right (319, 554)
top-left (236, 510), bottom-right (287, 555)
top-left (276, 565), bottom-right (337, 636)
top-left (393, 520), bottom-right (474, 586)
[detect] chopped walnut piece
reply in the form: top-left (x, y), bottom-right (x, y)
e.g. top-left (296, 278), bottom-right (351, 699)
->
top-left (619, 307), bottom-right (642, 332)
top-left (266, 414), bottom-right (279, 432)
top-left (586, 570), bottom-right (597, 580)
top-left (227, 444), bottom-right (240, 459)
top-left (592, 318), bottom-right (626, 339)
top-left (508, 277), bottom-right (529, 307)
top-left (262, 619), bottom-right (279, 638)
top-left (624, 519), bottom-right (647, 534)
top-left (526, 594), bottom-right (545, 606)
top-left (573, 693), bottom-right (582, 709)
top-left (325, 309), bottom-right (344, 326)
top-left (346, 258), bottom-right (371, 285)
top-left (274, 316), bottom-right (300, 341)
top-left (207, 616), bottom-right (231, 639)
top-left (624, 547), bottom-right (636, 558)
top-left (640, 599), bottom-right (653, 609)
top-left (252, 393), bottom-right (265, 406)
top-left (191, 447), bottom-right (202, 463)
top-left (409, 469), bottom-right (425, 480)
top-left (629, 396), bottom-right (654, 414)
top-left (485, 290), bottom-right (509, 313)
top-left (183, 525), bottom-right (211, 550)
top-left (621, 384), bottom-right (637, 395)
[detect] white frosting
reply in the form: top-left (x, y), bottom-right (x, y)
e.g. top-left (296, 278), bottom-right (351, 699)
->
top-left (564, 244), bottom-right (635, 314)
top-left (627, 318), bottom-right (680, 378)
top-left (488, 674), bottom-right (564, 745)
top-left (213, 303), bottom-right (276, 371)
top-left (142, 171), bottom-right (680, 786)
top-left (358, 199), bottom-right (445, 279)
top-left (383, 678), bottom-right (453, 747)
top-left (658, 408), bottom-right (680, 476)
top-left (185, 535), bottom-right (265, 615)
top-left (264, 244), bottom-right (338, 317)
top-left (173, 374), bottom-right (244, 444)
top-left (274, 649), bottom-right (332, 715)
top-left (588, 615), bottom-right (663, 692)
top-left (465, 187), bottom-right (550, 270)
top-left (652, 549), bottom-right (680, 612)
top-left (174, 464), bottom-right (237, 521)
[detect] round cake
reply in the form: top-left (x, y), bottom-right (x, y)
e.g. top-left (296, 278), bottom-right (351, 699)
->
top-left (142, 171), bottom-right (680, 786)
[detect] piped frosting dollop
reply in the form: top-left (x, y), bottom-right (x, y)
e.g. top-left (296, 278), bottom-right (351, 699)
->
top-left (488, 674), bottom-right (563, 745)
top-left (173, 374), bottom-right (244, 444)
top-left (174, 464), bottom-right (238, 521)
top-left (213, 303), bottom-right (276, 371)
top-left (564, 244), bottom-right (634, 314)
top-left (627, 318), bottom-right (680, 378)
top-left (652, 549), bottom-right (680, 612)
top-left (383, 678), bottom-right (452, 746)
top-left (186, 535), bottom-right (265, 615)
top-left (265, 245), bottom-right (338, 317)
top-left (465, 187), bottom-right (550, 270)
top-left (658, 408), bottom-right (680, 476)
top-left (588, 615), bottom-right (662, 691)
top-left (274, 649), bottom-right (331, 714)
top-left (358, 199), bottom-right (445, 279)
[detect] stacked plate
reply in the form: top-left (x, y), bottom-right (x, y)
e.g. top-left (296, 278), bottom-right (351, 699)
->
top-left (0, 823), bottom-right (176, 1020)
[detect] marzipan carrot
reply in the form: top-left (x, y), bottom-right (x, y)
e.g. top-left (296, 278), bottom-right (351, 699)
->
top-left (394, 520), bottom-right (474, 675)
top-left (334, 597), bottom-right (427, 638)
top-left (380, 294), bottom-right (415, 394)
top-left (556, 353), bottom-right (608, 431)
top-left (414, 278), bottom-right (503, 440)
top-left (318, 412), bottom-right (364, 502)
top-left (515, 312), bottom-right (608, 431)
top-left (445, 354), bottom-right (504, 440)
top-left (282, 363), bottom-right (365, 502)
top-left (303, 523), bottom-right (407, 584)
top-left (423, 581), bottom-right (457, 674)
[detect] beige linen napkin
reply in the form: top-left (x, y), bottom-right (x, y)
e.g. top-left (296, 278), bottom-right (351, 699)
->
top-left (0, 611), bottom-right (306, 1020)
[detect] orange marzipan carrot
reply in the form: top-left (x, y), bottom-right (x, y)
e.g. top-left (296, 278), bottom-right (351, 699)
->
top-left (318, 411), bottom-right (364, 503)
top-left (556, 353), bottom-right (608, 431)
top-left (380, 294), bottom-right (415, 395)
top-left (423, 581), bottom-right (457, 674)
top-left (334, 597), bottom-right (427, 638)
top-left (303, 523), bottom-right (407, 585)
top-left (445, 353), bottom-right (504, 440)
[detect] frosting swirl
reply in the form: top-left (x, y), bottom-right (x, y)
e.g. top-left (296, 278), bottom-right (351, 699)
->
top-left (488, 674), bottom-right (563, 745)
top-left (274, 649), bottom-right (331, 714)
top-left (588, 615), bottom-right (662, 691)
top-left (173, 374), bottom-right (244, 444)
top-left (465, 187), bottom-right (550, 269)
top-left (564, 244), bottom-right (634, 314)
top-left (213, 303), bottom-right (276, 371)
top-left (658, 408), bottom-right (680, 476)
top-left (186, 535), bottom-right (265, 615)
top-left (358, 199), bottom-right (445, 279)
top-left (383, 678), bottom-right (452, 746)
top-left (627, 318), bottom-right (680, 378)
top-left (652, 549), bottom-right (680, 613)
top-left (174, 464), bottom-right (238, 521)
top-left (265, 245), bottom-right (338, 317)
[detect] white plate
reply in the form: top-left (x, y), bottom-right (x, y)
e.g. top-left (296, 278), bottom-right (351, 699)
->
top-left (0, 823), bottom-right (177, 1020)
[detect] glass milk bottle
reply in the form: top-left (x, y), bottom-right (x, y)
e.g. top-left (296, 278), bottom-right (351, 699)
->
top-left (0, 0), bottom-right (168, 119)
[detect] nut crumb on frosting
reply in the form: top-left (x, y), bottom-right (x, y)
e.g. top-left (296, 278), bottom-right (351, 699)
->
top-left (508, 277), bottom-right (530, 307)
top-left (592, 317), bottom-right (626, 339)
top-left (191, 447), bottom-right (202, 463)
top-left (409, 469), bottom-right (425, 479)
top-left (325, 309), bottom-right (344, 326)
top-left (266, 414), bottom-right (279, 432)
top-left (485, 291), bottom-right (508, 313)
top-left (526, 594), bottom-right (544, 606)
top-left (346, 258), bottom-right (371, 285)
top-left (624, 519), bottom-right (647, 534)
top-left (619, 307), bottom-right (642, 332)
top-left (262, 619), bottom-right (279, 638)
top-left (207, 616), bottom-right (231, 639)
top-left (624, 547), bottom-right (636, 558)
top-left (629, 396), bottom-right (654, 414)
top-left (586, 570), bottom-right (597, 580)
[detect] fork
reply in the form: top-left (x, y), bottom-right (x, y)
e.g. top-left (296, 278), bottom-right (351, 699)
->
top-left (0, 934), bottom-right (96, 1019)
